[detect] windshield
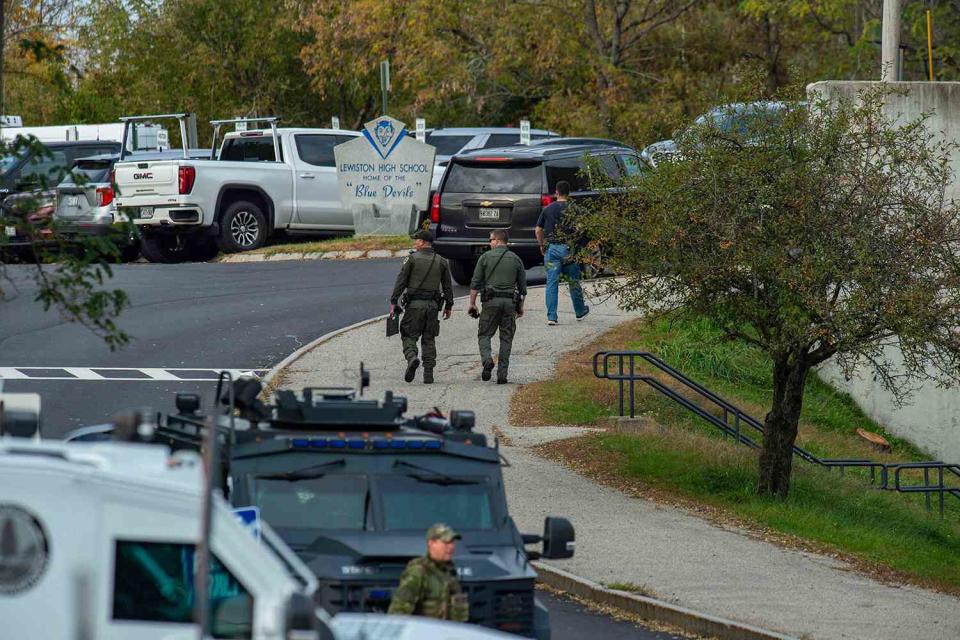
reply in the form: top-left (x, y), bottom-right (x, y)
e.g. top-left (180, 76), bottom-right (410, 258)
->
top-left (0, 149), bottom-right (24, 175)
top-left (71, 159), bottom-right (112, 184)
top-left (444, 161), bottom-right (542, 194)
top-left (250, 474), bottom-right (369, 530)
top-left (379, 475), bottom-right (493, 531)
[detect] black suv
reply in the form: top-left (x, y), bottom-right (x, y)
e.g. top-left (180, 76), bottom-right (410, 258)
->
top-left (426, 142), bottom-right (643, 285)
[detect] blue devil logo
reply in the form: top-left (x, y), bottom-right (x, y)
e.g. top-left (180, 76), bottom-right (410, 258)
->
top-left (375, 120), bottom-right (395, 147)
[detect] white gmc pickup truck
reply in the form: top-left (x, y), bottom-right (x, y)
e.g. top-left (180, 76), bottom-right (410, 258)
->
top-left (114, 114), bottom-right (360, 262)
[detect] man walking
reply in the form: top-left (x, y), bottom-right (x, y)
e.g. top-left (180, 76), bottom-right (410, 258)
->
top-left (535, 180), bottom-right (589, 325)
top-left (467, 229), bottom-right (526, 384)
top-left (390, 230), bottom-right (454, 384)
top-left (388, 523), bottom-right (469, 621)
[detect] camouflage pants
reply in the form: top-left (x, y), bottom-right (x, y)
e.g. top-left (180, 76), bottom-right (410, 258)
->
top-left (401, 300), bottom-right (440, 369)
top-left (478, 297), bottom-right (517, 372)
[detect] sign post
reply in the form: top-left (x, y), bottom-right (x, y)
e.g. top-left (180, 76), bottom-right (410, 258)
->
top-left (335, 115), bottom-right (436, 236)
top-left (416, 118), bottom-right (426, 143)
top-left (331, 116), bottom-right (341, 130)
top-left (520, 119), bottom-right (531, 145)
top-left (380, 60), bottom-right (391, 116)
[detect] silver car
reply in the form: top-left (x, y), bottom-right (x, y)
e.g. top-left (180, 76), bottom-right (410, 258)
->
top-left (54, 149), bottom-right (210, 260)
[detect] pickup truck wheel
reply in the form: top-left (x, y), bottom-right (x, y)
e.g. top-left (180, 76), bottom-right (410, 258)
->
top-left (140, 234), bottom-right (191, 264)
top-left (449, 259), bottom-right (475, 286)
top-left (219, 201), bottom-right (267, 252)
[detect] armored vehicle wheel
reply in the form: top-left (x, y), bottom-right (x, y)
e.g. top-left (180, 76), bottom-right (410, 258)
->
top-left (219, 200), bottom-right (267, 253)
top-left (449, 259), bottom-right (475, 286)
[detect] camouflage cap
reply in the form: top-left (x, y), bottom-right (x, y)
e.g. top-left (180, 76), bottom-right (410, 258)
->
top-left (412, 229), bottom-right (434, 243)
top-left (426, 523), bottom-right (461, 542)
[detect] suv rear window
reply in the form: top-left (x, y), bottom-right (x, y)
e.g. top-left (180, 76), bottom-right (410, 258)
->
top-left (443, 161), bottom-right (542, 194)
top-left (482, 133), bottom-right (520, 149)
top-left (425, 134), bottom-right (474, 156)
top-left (71, 159), bottom-right (112, 183)
top-left (220, 136), bottom-right (282, 162)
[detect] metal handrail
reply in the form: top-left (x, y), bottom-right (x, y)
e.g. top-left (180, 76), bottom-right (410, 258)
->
top-left (593, 350), bottom-right (960, 516)
top-left (594, 351), bottom-right (818, 463)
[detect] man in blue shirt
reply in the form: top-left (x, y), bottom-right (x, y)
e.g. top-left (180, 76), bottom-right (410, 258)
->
top-left (535, 180), bottom-right (589, 325)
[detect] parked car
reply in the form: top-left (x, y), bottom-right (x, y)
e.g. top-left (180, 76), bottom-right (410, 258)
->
top-left (640, 101), bottom-right (796, 168)
top-left (113, 115), bottom-right (362, 262)
top-left (426, 141), bottom-right (643, 285)
top-left (54, 148), bottom-right (212, 261)
top-left (1, 140), bottom-right (122, 249)
top-left (425, 127), bottom-right (560, 190)
top-left (0, 139), bottom-right (121, 203)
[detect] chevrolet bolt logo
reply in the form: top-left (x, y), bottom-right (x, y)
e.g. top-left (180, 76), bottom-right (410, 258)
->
top-left (480, 200), bottom-right (493, 207)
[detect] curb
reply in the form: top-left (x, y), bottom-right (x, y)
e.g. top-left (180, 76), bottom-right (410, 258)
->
top-left (532, 562), bottom-right (797, 640)
top-left (259, 314), bottom-right (389, 390)
top-left (220, 249), bottom-right (408, 263)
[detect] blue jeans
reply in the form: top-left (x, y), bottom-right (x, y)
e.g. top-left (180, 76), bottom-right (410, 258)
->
top-left (544, 244), bottom-right (587, 322)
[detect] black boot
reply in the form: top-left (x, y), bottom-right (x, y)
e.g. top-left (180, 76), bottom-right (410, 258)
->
top-left (404, 357), bottom-right (420, 383)
top-left (496, 370), bottom-right (508, 385)
top-left (423, 369), bottom-right (434, 384)
top-left (481, 359), bottom-right (494, 382)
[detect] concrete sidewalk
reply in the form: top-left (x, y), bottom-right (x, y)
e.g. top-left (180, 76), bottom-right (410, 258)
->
top-left (280, 284), bottom-right (960, 640)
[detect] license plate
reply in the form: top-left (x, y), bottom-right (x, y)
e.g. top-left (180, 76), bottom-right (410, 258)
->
top-left (66, 195), bottom-right (79, 207)
top-left (139, 207), bottom-right (154, 219)
top-left (478, 207), bottom-right (500, 220)
top-left (4, 226), bottom-right (15, 237)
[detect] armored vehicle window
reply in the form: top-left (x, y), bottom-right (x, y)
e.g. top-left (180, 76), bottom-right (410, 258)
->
top-left (112, 540), bottom-right (252, 638)
top-left (251, 474), bottom-right (369, 531)
top-left (220, 136), bottom-right (283, 162)
top-left (444, 161), bottom-right (542, 194)
top-left (425, 134), bottom-right (473, 156)
top-left (379, 475), bottom-right (493, 531)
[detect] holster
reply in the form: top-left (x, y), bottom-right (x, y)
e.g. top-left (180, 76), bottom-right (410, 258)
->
top-left (480, 287), bottom-right (493, 303)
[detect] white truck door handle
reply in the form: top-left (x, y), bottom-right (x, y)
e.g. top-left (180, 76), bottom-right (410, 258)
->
top-left (299, 173), bottom-right (316, 179)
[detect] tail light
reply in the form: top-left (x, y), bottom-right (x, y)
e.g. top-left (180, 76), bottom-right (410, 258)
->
top-left (541, 194), bottom-right (556, 208)
top-left (430, 191), bottom-right (440, 223)
top-left (178, 166), bottom-right (196, 194)
top-left (96, 186), bottom-right (114, 207)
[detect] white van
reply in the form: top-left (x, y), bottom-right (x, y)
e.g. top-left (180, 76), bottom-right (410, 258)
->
top-left (0, 439), bottom-right (324, 640)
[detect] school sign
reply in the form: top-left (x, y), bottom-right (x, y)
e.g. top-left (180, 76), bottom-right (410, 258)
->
top-left (334, 115), bottom-right (436, 235)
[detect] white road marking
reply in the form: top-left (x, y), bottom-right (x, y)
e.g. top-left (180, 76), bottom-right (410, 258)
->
top-left (0, 368), bottom-right (266, 382)
top-left (64, 367), bottom-right (104, 380)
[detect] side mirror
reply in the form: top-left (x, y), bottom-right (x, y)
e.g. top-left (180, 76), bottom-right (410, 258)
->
top-left (0, 392), bottom-right (42, 439)
top-left (541, 516), bottom-right (575, 559)
top-left (285, 591), bottom-right (332, 640)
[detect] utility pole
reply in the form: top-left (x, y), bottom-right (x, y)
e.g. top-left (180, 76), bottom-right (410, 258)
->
top-left (881, 0), bottom-right (901, 82)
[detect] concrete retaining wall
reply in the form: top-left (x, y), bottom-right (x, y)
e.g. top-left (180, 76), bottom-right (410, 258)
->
top-left (808, 81), bottom-right (960, 462)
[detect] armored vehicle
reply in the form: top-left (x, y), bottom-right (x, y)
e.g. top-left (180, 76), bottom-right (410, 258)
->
top-left (68, 369), bottom-right (575, 640)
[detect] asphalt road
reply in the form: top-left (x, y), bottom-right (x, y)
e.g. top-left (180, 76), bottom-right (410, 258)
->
top-left (541, 591), bottom-right (688, 640)
top-left (1, 257), bottom-right (690, 638)
top-left (0, 258), bottom-right (413, 437)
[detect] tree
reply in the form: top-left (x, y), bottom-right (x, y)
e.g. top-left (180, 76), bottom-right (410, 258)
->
top-left (582, 84), bottom-right (960, 497)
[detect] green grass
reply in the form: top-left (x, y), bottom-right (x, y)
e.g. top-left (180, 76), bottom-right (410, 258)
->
top-left (252, 234), bottom-right (411, 257)
top-left (533, 314), bottom-right (960, 591)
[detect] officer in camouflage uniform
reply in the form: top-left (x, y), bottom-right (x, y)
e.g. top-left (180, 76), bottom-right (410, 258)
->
top-left (388, 523), bottom-right (469, 622)
top-left (467, 229), bottom-right (527, 384)
top-left (390, 230), bottom-right (454, 384)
